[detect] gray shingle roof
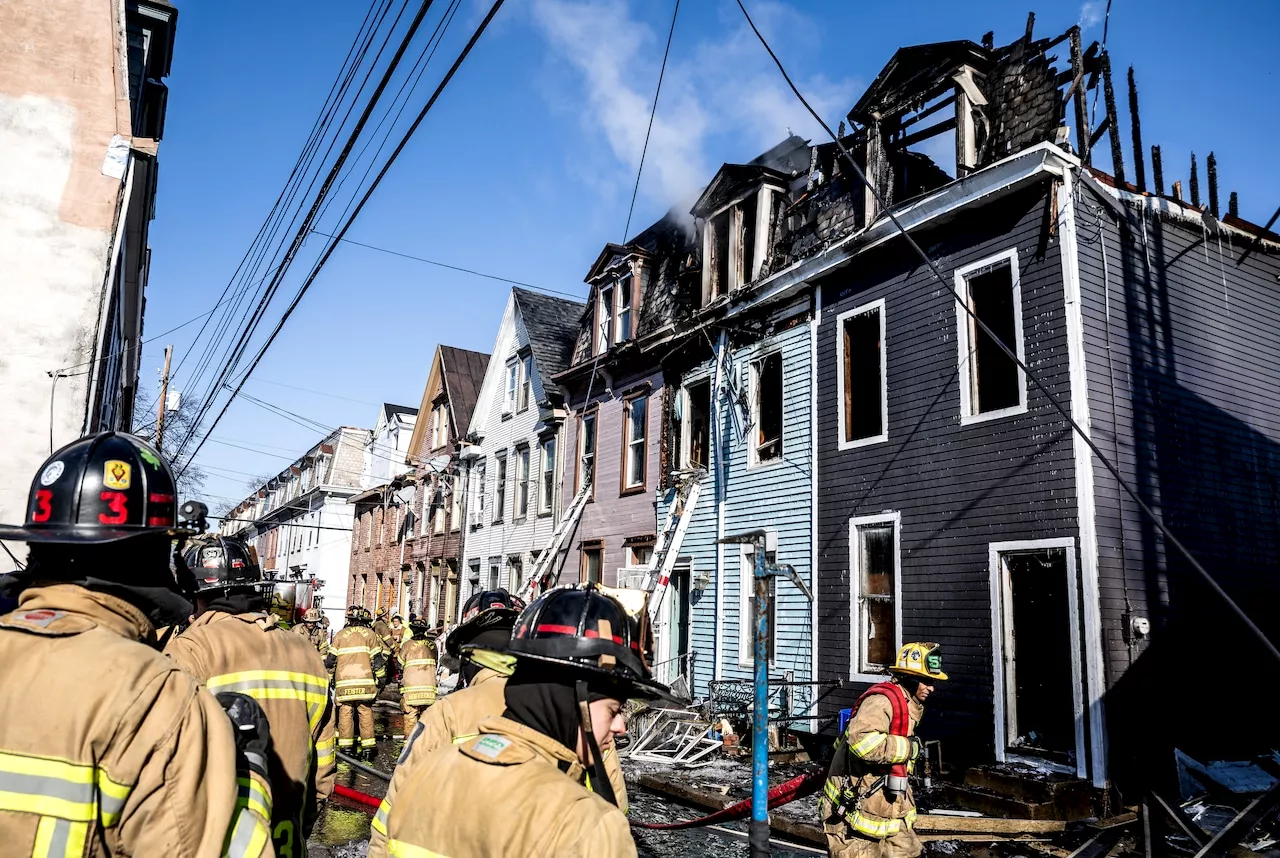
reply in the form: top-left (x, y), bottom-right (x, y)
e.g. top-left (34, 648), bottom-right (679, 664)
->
top-left (439, 345), bottom-right (490, 432)
top-left (513, 288), bottom-right (585, 381)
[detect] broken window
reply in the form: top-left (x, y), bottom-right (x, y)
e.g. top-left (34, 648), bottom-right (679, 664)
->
top-left (684, 379), bottom-right (711, 469)
top-left (538, 436), bottom-right (555, 515)
top-left (514, 445), bottom-right (530, 519)
top-left (597, 285), bottom-right (614, 354)
top-left (578, 411), bottom-right (596, 497)
top-left (752, 353), bottom-right (783, 463)
top-left (739, 192), bottom-right (757, 286)
top-left (840, 301), bottom-right (887, 446)
top-left (708, 212), bottom-right (731, 305)
top-left (623, 393), bottom-right (647, 490)
top-left (494, 454), bottom-right (506, 522)
top-left (851, 516), bottom-right (898, 674)
top-left (701, 189), bottom-right (772, 307)
top-left (958, 253), bottom-right (1024, 419)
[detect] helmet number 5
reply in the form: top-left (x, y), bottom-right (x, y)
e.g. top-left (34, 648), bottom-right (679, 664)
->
top-left (99, 490), bottom-right (129, 525)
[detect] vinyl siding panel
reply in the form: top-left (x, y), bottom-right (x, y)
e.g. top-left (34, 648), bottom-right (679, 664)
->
top-left (815, 183), bottom-right (1080, 763)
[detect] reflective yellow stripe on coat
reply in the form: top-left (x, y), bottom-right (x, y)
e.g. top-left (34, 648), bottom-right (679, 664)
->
top-left (387, 838), bottom-right (449, 857)
top-left (206, 669), bottom-right (331, 732)
top-left (822, 780), bottom-right (917, 839)
top-left (0, 750), bottom-right (132, 829)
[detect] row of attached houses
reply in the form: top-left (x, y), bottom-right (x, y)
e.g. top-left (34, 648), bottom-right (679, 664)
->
top-left (340, 20), bottom-right (1280, 797)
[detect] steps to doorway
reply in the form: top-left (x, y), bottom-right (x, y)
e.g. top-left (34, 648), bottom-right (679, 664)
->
top-left (941, 764), bottom-right (1102, 820)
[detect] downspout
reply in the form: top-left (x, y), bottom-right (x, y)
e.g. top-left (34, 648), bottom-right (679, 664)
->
top-left (712, 330), bottom-right (728, 682)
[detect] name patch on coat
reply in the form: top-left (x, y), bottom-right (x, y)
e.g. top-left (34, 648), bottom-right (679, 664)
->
top-left (472, 735), bottom-right (512, 759)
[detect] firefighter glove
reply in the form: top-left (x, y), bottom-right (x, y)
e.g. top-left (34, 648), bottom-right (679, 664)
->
top-left (216, 691), bottom-right (273, 781)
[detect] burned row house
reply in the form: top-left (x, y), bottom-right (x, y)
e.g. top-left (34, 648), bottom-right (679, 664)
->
top-left (520, 16), bottom-right (1280, 800)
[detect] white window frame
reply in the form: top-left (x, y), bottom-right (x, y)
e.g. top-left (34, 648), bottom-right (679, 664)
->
top-left (748, 352), bottom-right (783, 467)
top-left (538, 436), bottom-right (556, 515)
top-left (628, 544), bottom-right (653, 568)
top-left (519, 354), bottom-right (533, 412)
top-left (615, 272), bottom-right (634, 344)
top-left (504, 359), bottom-right (519, 414)
top-left (578, 411), bottom-right (596, 497)
top-left (494, 454), bottom-right (507, 522)
top-left (623, 393), bottom-right (647, 490)
top-left (507, 555), bottom-right (524, 594)
top-left (472, 461), bottom-right (486, 525)
top-left (836, 298), bottom-right (889, 450)
top-left (700, 187), bottom-right (775, 304)
top-left (597, 284), bottom-right (615, 354)
top-left (737, 541), bottom-right (777, 668)
top-left (848, 511), bottom-right (903, 682)
top-left (514, 445), bottom-right (530, 519)
top-left (450, 476), bottom-right (461, 531)
top-left (432, 492), bottom-right (445, 534)
top-left (954, 248), bottom-right (1027, 425)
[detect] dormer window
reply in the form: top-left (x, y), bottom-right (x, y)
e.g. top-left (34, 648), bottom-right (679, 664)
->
top-left (593, 271), bottom-right (637, 356)
top-left (701, 187), bottom-right (774, 306)
top-left (503, 353), bottom-right (533, 414)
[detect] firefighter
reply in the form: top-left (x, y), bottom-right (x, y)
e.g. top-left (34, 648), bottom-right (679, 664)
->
top-left (326, 605), bottom-right (385, 761)
top-left (389, 613), bottom-right (406, 652)
top-left (820, 642), bottom-right (948, 858)
top-left (392, 619), bottom-right (437, 740)
top-left (381, 584), bottom-right (672, 857)
top-left (293, 606), bottom-right (329, 655)
top-left (0, 431), bottom-right (275, 856)
top-left (166, 535), bottom-right (337, 857)
top-left (372, 607), bottom-right (394, 651)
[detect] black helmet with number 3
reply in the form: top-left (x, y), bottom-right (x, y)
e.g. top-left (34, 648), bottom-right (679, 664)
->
top-left (182, 536), bottom-right (262, 592)
top-left (445, 588), bottom-right (525, 660)
top-left (0, 432), bottom-right (187, 544)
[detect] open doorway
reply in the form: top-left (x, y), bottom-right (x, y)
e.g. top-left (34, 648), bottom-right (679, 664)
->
top-left (989, 539), bottom-right (1086, 777)
top-left (653, 561), bottom-right (694, 690)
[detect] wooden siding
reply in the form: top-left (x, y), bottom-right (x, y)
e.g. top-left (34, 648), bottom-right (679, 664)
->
top-left (661, 312), bottom-right (815, 717)
top-left (1074, 194), bottom-right (1280, 782)
top-left (815, 183), bottom-right (1079, 762)
top-left (558, 367), bottom-right (664, 584)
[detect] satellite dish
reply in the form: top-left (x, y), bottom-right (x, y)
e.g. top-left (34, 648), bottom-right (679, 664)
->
top-left (426, 455), bottom-right (452, 474)
top-left (394, 486), bottom-right (416, 506)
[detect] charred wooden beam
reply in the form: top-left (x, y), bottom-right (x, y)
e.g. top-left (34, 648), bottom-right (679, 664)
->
top-left (1229, 191), bottom-right (1239, 219)
top-left (1101, 53), bottom-right (1125, 185)
top-left (899, 94), bottom-right (957, 131)
top-left (1207, 151), bottom-right (1220, 217)
top-left (1089, 116), bottom-right (1111, 149)
top-left (1127, 66), bottom-right (1146, 192)
top-left (1151, 145), bottom-right (1164, 195)
top-left (1190, 152), bottom-right (1201, 207)
top-left (896, 116), bottom-right (957, 150)
top-left (1070, 27), bottom-right (1090, 163)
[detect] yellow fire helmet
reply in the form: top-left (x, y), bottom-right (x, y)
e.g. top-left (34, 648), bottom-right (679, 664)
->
top-left (890, 642), bottom-right (948, 682)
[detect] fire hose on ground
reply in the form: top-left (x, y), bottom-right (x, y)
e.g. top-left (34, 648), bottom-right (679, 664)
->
top-left (331, 751), bottom-right (391, 811)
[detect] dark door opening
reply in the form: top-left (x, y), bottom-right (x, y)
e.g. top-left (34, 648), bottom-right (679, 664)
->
top-left (674, 566), bottom-right (692, 677)
top-left (1004, 550), bottom-right (1076, 762)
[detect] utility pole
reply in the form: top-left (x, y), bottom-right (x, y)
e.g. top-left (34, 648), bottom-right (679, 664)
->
top-left (155, 345), bottom-right (173, 453)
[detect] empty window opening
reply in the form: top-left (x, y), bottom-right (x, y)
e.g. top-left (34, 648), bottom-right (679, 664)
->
top-left (739, 192), bottom-right (758, 286)
top-left (597, 285), bottom-right (614, 354)
top-left (710, 212), bottom-right (731, 303)
top-left (1001, 550), bottom-right (1075, 759)
top-left (752, 354), bottom-right (783, 463)
top-left (852, 517), bottom-right (898, 674)
top-left (685, 380), bottom-right (711, 469)
top-left (963, 259), bottom-right (1022, 415)
top-left (841, 303), bottom-right (886, 445)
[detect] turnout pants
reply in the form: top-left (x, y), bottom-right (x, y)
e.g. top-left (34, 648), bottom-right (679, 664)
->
top-left (338, 702), bottom-right (376, 751)
top-left (821, 798), bottom-right (922, 858)
top-left (400, 700), bottom-right (431, 739)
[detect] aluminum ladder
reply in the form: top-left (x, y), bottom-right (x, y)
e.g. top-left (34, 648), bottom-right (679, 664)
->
top-left (644, 469), bottom-right (705, 623)
top-left (520, 478), bottom-right (593, 602)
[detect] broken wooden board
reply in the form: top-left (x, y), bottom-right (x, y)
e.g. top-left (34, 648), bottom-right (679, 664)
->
top-left (916, 813), bottom-right (1068, 833)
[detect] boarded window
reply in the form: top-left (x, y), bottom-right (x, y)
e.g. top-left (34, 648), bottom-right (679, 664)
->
top-left (753, 353), bottom-right (783, 463)
top-left (854, 520), bottom-right (897, 672)
top-left (842, 303), bottom-right (885, 444)
top-left (965, 261), bottom-right (1021, 414)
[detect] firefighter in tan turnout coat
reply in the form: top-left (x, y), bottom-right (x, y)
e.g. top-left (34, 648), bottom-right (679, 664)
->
top-left (166, 535), bottom-right (336, 857)
top-left (821, 642), bottom-right (948, 858)
top-left (0, 432), bottom-right (275, 857)
top-left (395, 619), bottom-right (437, 739)
top-left (326, 605), bottom-right (386, 760)
top-left (381, 584), bottom-right (674, 858)
top-left (293, 607), bottom-right (329, 655)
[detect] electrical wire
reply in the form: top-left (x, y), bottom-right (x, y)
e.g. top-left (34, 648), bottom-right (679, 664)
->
top-left (734, 0), bottom-right (1278, 661)
top-left (176, 0), bottom-right (509, 478)
top-left (622, 0), bottom-right (681, 241)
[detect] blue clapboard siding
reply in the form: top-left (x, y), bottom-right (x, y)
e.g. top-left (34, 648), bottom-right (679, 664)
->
top-left (814, 183), bottom-right (1080, 761)
top-left (662, 307), bottom-right (815, 723)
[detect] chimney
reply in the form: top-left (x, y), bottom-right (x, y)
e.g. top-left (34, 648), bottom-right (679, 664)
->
top-left (1206, 151), bottom-right (1220, 217)
top-left (1127, 67), bottom-right (1146, 192)
top-left (1171, 180), bottom-right (1183, 202)
top-left (1228, 192), bottom-right (1239, 219)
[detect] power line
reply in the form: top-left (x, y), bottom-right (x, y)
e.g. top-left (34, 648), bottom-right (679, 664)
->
top-left (246, 377), bottom-right (384, 406)
top-left (623, 0), bottom-right (681, 241)
top-left (733, 0), bottom-right (1279, 662)
top-left (177, 0), bottom-right (509, 477)
top-left (309, 231), bottom-right (581, 299)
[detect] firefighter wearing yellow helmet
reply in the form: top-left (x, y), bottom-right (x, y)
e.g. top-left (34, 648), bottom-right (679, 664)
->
top-left (293, 606), bottom-right (330, 655)
top-left (820, 643), bottom-right (947, 858)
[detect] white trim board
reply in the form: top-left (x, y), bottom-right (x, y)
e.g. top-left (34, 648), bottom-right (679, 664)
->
top-left (809, 287), bottom-right (821, 734)
top-left (953, 247), bottom-right (1028, 425)
top-left (1058, 170), bottom-right (1108, 788)
top-left (986, 537), bottom-right (1086, 782)
top-left (835, 298), bottom-right (889, 451)
top-left (847, 510), bottom-right (903, 684)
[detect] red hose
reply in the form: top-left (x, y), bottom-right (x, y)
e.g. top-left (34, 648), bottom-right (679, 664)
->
top-left (632, 769), bottom-right (825, 830)
top-left (333, 783), bottom-right (382, 811)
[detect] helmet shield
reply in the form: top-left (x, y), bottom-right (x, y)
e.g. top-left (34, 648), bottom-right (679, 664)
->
top-left (182, 536), bottom-right (262, 593)
top-left (0, 433), bottom-right (185, 544)
top-left (446, 588), bottom-right (525, 659)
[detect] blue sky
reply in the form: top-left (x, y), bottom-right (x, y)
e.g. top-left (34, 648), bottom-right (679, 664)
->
top-left (140, 0), bottom-right (1280, 511)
